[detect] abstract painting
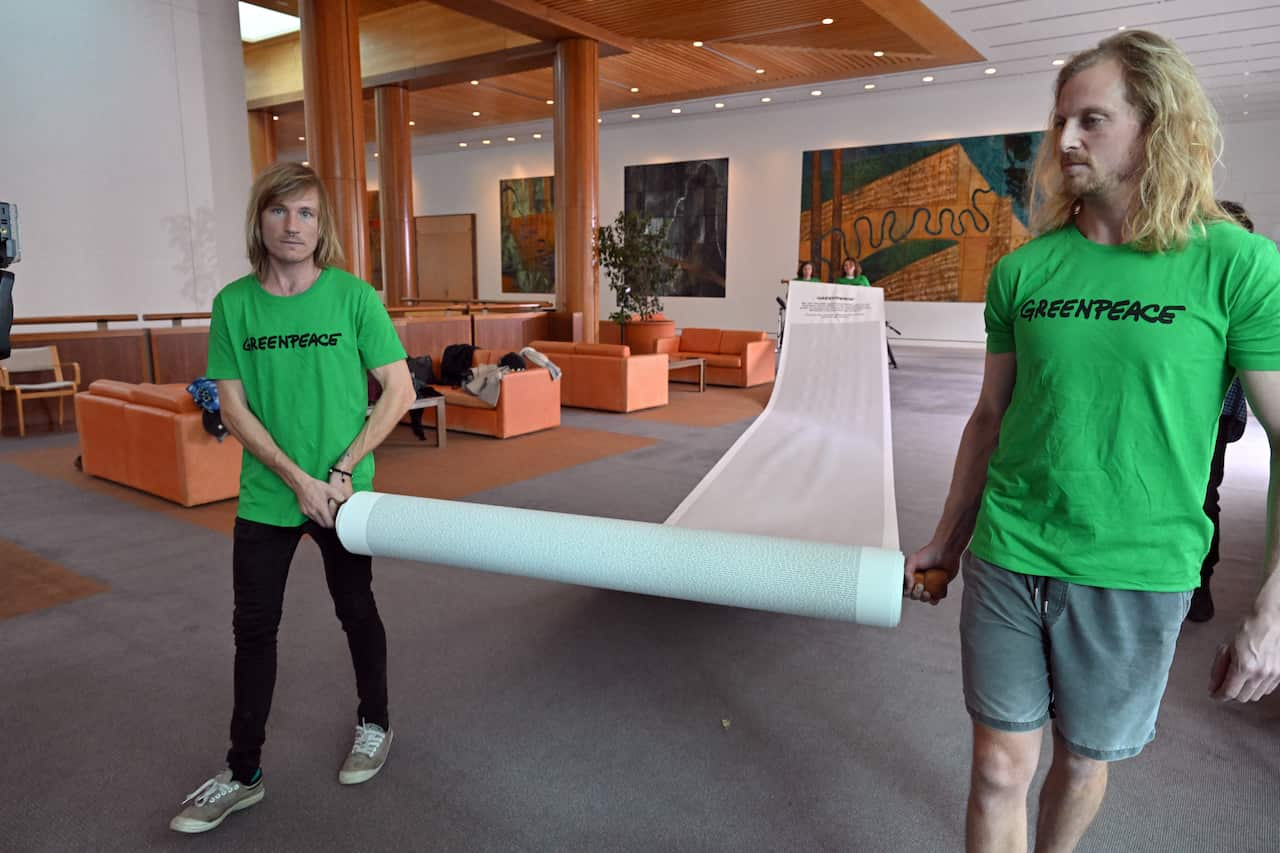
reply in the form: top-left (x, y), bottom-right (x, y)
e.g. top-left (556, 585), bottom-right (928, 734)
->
top-left (799, 132), bottom-right (1043, 301)
top-left (500, 176), bottom-right (554, 294)
top-left (624, 157), bottom-right (728, 298)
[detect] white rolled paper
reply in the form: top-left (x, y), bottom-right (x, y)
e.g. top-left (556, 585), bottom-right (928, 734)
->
top-left (337, 491), bottom-right (904, 627)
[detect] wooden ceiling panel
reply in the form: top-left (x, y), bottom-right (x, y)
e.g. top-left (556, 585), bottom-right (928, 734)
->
top-left (243, 0), bottom-right (422, 17)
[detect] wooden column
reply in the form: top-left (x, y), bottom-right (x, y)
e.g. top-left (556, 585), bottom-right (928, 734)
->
top-left (247, 109), bottom-right (277, 178)
top-left (299, 0), bottom-right (370, 282)
top-left (553, 39), bottom-right (599, 343)
top-left (375, 85), bottom-right (416, 307)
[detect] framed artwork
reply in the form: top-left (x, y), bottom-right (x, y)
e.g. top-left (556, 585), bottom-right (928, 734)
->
top-left (624, 157), bottom-right (729, 298)
top-left (500, 176), bottom-right (555, 293)
top-left (799, 132), bottom-right (1043, 301)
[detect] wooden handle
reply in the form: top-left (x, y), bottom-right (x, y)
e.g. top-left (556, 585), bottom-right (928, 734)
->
top-left (913, 569), bottom-right (949, 601)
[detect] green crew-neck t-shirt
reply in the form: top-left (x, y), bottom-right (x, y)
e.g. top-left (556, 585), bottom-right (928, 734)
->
top-left (206, 268), bottom-right (407, 526)
top-left (835, 275), bottom-right (871, 286)
top-left (970, 221), bottom-right (1280, 591)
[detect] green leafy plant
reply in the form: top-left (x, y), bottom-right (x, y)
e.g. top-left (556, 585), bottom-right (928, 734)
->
top-left (595, 211), bottom-right (677, 328)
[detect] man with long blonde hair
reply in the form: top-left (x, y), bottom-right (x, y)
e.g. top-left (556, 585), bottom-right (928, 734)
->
top-left (170, 162), bottom-right (414, 833)
top-left (904, 30), bottom-right (1280, 852)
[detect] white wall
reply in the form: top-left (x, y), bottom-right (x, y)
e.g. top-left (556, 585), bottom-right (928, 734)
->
top-left (0, 0), bottom-right (253, 319)
top-left (409, 76), bottom-right (1280, 344)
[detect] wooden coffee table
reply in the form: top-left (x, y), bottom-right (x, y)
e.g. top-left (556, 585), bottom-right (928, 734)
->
top-left (367, 396), bottom-right (446, 447)
top-left (668, 357), bottom-right (706, 392)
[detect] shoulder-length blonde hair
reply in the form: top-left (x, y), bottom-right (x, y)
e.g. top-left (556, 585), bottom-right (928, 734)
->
top-left (245, 162), bottom-right (345, 280)
top-left (1027, 30), bottom-right (1233, 252)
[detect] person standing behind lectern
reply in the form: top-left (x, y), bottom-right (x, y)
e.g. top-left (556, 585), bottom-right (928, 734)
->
top-left (169, 162), bottom-right (413, 834)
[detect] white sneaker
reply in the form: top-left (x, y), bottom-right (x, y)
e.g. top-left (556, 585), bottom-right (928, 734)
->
top-left (339, 721), bottom-right (393, 785)
top-left (169, 769), bottom-right (264, 833)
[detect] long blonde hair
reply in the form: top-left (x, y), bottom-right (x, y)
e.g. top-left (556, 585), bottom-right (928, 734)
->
top-left (245, 162), bottom-right (345, 280)
top-left (1027, 30), bottom-right (1232, 252)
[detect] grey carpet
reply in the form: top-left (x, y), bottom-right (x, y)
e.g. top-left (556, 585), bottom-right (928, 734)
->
top-left (0, 345), bottom-right (1275, 852)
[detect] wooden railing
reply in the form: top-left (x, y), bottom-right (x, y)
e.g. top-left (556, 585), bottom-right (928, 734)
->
top-left (13, 313), bottom-right (139, 330)
top-left (141, 312), bottom-right (212, 327)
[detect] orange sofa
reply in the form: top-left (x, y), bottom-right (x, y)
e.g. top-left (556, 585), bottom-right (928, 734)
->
top-left (74, 380), bottom-right (242, 506)
top-left (526, 340), bottom-right (668, 413)
top-left (415, 349), bottom-right (561, 438)
top-left (654, 328), bottom-right (776, 388)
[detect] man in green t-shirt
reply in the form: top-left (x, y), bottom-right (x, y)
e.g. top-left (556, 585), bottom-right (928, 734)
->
top-left (904, 31), bottom-right (1280, 853)
top-left (170, 163), bottom-right (413, 834)
top-left (834, 257), bottom-right (870, 286)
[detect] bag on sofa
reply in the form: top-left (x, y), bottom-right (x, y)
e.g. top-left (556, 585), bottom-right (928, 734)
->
top-left (439, 344), bottom-right (476, 386)
top-left (498, 352), bottom-right (526, 371)
top-left (407, 354), bottom-right (436, 397)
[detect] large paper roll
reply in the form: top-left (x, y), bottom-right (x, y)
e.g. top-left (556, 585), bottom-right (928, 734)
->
top-left (337, 491), bottom-right (904, 627)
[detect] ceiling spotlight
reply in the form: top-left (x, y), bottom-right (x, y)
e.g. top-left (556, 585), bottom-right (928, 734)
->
top-left (302, 160), bottom-right (310, 166)
top-left (472, 111), bottom-right (480, 116)
top-left (714, 102), bottom-right (725, 108)
top-left (298, 136), bottom-right (305, 141)
top-left (693, 41), bottom-right (704, 47)
top-left (1052, 59), bottom-right (1065, 66)
top-left (271, 114), bottom-right (279, 121)
top-left (532, 133), bottom-right (542, 139)
top-left (409, 120), bottom-right (416, 126)
top-left (458, 142), bottom-right (467, 148)
top-left (506, 136), bottom-right (516, 142)
top-left (482, 139), bottom-right (491, 144)
top-left (630, 86), bottom-right (640, 93)
top-left (761, 96), bottom-right (771, 103)
top-left (373, 152), bottom-right (379, 158)
top-left (1244, 71), bottom-right (1251, 76)
top-left (470, 80), bottom-right (479, 85)
top-left (864, 83), bottom-right (876, 90)
top-left (631, 113), bottom-right (640, 119)
top-left (671, 107), bottom-right (682, 114)
top-left (821, 18), bottom-right (834, 25)
top-left (1244, 110), bottom-right (1250, 116)
top-left (546, 99), bottom-right (554, 105)
top-left (873, 51), bottom-right (885, 57)
top-left (811, 90), bottom-right (822, 96)
top-left (984, 67), bottom-right (997, 75)
top-left (1118, 25), bottom-right (1127, 30)
top-left (1243, 93), bottom-right (1250, 98)
top-left (922, 75), bottom-right (934, 82)
top-left (597, 118), bottom-right (603, 123)
top-left (755, 68), bottom-right (765, 74)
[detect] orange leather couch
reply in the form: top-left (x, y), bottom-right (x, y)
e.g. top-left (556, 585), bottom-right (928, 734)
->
top-left (74, 380), bottom-right (242, 506)
top-left (654, 328), bottom-right (776, 388)
top-left (416, 349), bottom-right (561, 439)
top-left (526, 340), bottom-right (668, 412)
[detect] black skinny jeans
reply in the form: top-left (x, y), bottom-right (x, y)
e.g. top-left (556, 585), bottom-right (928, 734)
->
top-left (227, 517), bottom-right (389, 780)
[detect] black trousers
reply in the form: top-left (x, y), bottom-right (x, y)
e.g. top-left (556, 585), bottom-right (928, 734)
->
top-left (1200, 416), bottom-right (1232, 586)
top-left (226, 517), bottom-right (389, 779)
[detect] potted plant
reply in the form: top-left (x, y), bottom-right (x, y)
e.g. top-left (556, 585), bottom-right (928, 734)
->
top-left (595, 211), bottom-right (678, 351)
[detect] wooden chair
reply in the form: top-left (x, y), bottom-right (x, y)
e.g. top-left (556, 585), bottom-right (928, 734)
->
top-left (0, 345), bottom-right (82, 437)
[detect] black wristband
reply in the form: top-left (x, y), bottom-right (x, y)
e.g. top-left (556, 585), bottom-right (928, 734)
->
top-left (328, 466), bottom-right (353, 479)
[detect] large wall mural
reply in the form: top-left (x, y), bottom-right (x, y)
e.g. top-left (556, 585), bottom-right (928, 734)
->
top-left (798, 132), bottom-right (1043, 301)
top-left (624, 157), bottom-right (729, 298)
top-left (500, 176), bottom-right (555, 294)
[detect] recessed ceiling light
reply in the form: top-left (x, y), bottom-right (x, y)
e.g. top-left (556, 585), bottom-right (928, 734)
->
top-left (873, 51), bottom-right (885, 57)
top-left (630, 86), bottom-right (640, 93)
top-left (864, 83), bottom-right (876, 90)
top-left (984, 67), bottom-right (997, 75)
top-left (458, 142), bottom-right (467, 148)
top-left (470, 80), bottom-right (479, 85)
top-left (671, 107), bottom-right (682, 114)
top-left (922, 75), bottom-right (934, 82)
top-left (597, 118), bottom-right (603, 123)
top-left (714, 102), bottom-right (725, 108)
top-left (1244, 110), bottom-right (1250, 116)
top-left (271, 114), bottom-right (279, 121)
top-left (298, 136), bottom-right (305, 141)
top-left (631, 113), bottom-right (640, 119)
top-left (506, 136), bottom-right (516, 142)
top-left (1052, 59), bottom-right (1065, 66)
top-left (1243, 93), bottom-right (1250, 98)
top-left (301, 160), bottom-right (309, 166)
top-left (755, 68), bottom-right (766, 74)
top-left (408, 120), bottom-right (416, 126)
top-left (373, 152), bottom-right (379, 158)
top-left (546, 99), bottom-right (554, 105)
top-left (472, 111), bottom-right (480, 116)
top-left (761, 96), bottom-right (771, 103)
top-left (1244, 71), bottom-right (1251, 76)
top-left (811, 90), bottom-right (822, 96)
top-left (693, 41), bottom-right (703, 47)
top-left (822, 18), bottom-right (834, 25)
top-left (482, 139), bottom-right (491, 144)
top-left (1118, 25), bottom-right (1127, 30)
top-left (532, 133), bottom-right (542, 139)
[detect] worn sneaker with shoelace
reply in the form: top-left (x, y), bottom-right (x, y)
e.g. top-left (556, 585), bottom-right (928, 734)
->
top-left (168, 769), bottom-right (264, 833)
top-left (339, 721), bottom-right (393, 784)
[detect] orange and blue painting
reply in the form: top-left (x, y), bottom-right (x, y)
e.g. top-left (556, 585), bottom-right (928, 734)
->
top-left (500, 176), bottom-right (555, 294)
top-left (799, 132), bottom-right (1043, 301)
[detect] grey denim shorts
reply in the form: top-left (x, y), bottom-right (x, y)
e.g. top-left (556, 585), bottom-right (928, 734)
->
top-left (960, 551), bottom-right (1192, 761)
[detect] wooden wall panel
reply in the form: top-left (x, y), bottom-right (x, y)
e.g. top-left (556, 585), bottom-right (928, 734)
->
top-left (473, 312), bottom-right (551, 353)
top-left (415, 214), bottom-right (476, 301)
top-left (150, 327), bottom-right (211, 386)
top-left (394, 315), bottom-right (472, 363)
